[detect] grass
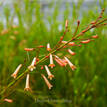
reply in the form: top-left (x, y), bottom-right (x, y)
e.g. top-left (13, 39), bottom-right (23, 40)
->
top-left (0, 0), bottom-right (107, 106)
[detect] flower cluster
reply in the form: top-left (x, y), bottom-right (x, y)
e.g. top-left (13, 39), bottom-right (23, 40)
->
top-left (2, 8), bottom-right (107, 102)
top-left (10, 24), bottom-right (101, 91)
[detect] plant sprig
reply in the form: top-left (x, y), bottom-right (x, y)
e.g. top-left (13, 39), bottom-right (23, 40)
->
top-left (0, 8), bottom-right (107, 103)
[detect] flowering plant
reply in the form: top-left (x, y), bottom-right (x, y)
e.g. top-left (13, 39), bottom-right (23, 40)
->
top-left (0, 8), bottom-right (107, 103)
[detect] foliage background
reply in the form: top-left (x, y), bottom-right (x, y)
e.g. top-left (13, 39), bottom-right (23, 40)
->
top-left (0, 0), bottom-right (107, 106)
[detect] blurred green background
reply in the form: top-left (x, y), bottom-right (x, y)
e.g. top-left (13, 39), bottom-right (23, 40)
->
top-left (0, 0), bottom-right (107, 106)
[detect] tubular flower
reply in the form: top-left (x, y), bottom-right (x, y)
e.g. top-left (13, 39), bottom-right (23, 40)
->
top-left (11, 64), bottom-right (22, 79)
top-left (4, 99), bottom-right (13, 103)
top-left (68, 49), bottom-right (76, 56)
top-left (28, 57), bottom-right (36, 71)
top-left (54, 55), bottom-right (66, 66)
top-left (41, 74), bottom-right (53, 90)
top-left (61, 59), bottom-right (68, 66)
top-left (24, 48), bottom-right (35, 51)
top-left (92, 35), bottom-right (98, 39)
top-left (47, 43), bottom-right (51, 51)
top-left (80, 39), bottom-right (91, 44)
top-left (24, 74), bottom-right (31, 91)
top-left (45, 65), bottom-right (54, 80)
top-left (48, 54), bottom-right (55, 68)
top-left (61, 41), bottom-right (75, 46)
top-left (54, 58), bottom-right (65, 67)
top-left (64, 57), bottom-right (76, 71)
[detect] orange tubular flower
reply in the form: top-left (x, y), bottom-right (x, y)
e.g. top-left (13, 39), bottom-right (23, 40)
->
top-left (54, 55), bottom-right (66, 66)
top-left (61, 59), bottom-right (68, 66)
top-left (54, 58), bottom-right (65, 67)
top-left (68, 42), bottom-right (75, 46)
top-left (47, 43), bottom-right (51, 51)
top-left (28, 57), bottom-right (36, 71)
top-left (24, 74), bottom-right (31, 91)
top-left (92, 35), bottom-right (98, 39)
top-left (64, 57), bottom-right (76, 71)
top-left (48, 54), bottom-right (55, 68)
top-left (61, 41), bottom-right (75, 46)
top-left (11, 64), bottom-right (22, 79)
top-left (45, 65), bottom-right (54, 80)
top-left (54, 55), bottom-right (66, 67)
top-left (80, 39), bottom-right (91, 44)
top-left (68, 49), bottom-right (76, 56)
top-left (41, 74), bottom-right (53, 90)
top-left (24, 48), bottom-right (35, 51)
top-left (4, 99), bottom-right (13, 103)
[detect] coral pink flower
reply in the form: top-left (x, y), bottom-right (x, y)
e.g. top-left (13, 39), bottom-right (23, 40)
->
top-left (68, 49), bottom-right (76, 56)
top-left (64, 57), bottom-right (76, 71)
top-left (41, 74), bottom-right (53, 90)
top-left (45, 65), bottom-right (54, 80)
top-left (47, 43), bottom-right (51, 51)
top-left (24, 74), bottom-right (31, 91)
top-left (48, 54), bottom-right (55, 68)
top-left (80, 39), bottom-right (91, 44)
top-left (24, 48), bottom-right (35, 51)
top-left (11, 64), bottom-right (22, 79)
top-left (92, 35), bottom-right (98, 39)
top-left (61, 59), bottom-right (68, 66)
top-left (54, 55), bottom-right (66, 67)
top-left (54, 58), bottom-right (65, 67)
top-left (61, 41), bottom-right (75, 46)
top-left (61, 41), bottom-right (67, 44)
top-left (4, 99), bottom-right (13, 103)
top-left (28, 57), bottom-right (36, 71)
top-left (68, 42), bottom-right (75, 46)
